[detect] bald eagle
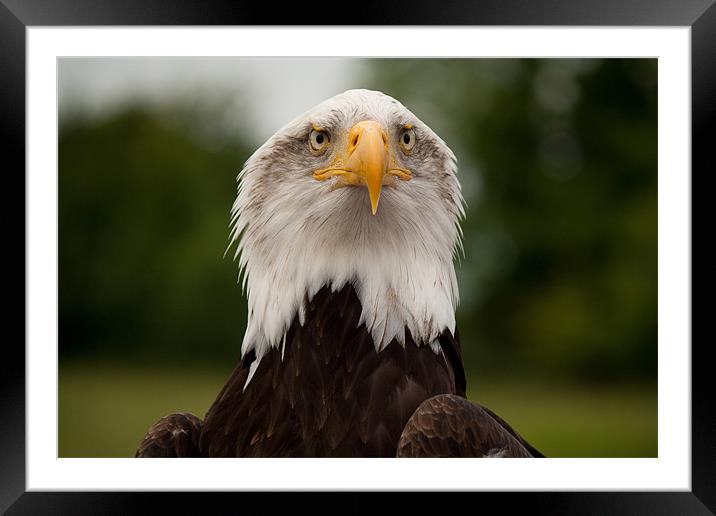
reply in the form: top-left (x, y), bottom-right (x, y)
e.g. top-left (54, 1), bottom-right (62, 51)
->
top-left (136, 89), bottom-right (543, 458)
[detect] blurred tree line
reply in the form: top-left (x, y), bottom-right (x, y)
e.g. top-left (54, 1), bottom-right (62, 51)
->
top-left (59, 59), bottom-right (657, 383)
top-left (59, 105), bottom-right (251, 366)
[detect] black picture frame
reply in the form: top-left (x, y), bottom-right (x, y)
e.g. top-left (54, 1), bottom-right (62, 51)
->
top-left (4, 1), bottom-right (712, 513)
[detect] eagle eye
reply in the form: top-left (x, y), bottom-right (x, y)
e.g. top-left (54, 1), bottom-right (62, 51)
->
top-left (309, 128), bottom-right (330, 155)
top-left (399, 127), bottom-right (416, 153)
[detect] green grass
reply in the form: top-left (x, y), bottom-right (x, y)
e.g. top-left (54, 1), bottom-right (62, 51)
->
top-left (470, 378), bottom-right (657, 457)
top-left (59, 361), bottom-right (231, 458)
top-left (59, 361), bottom-right (657, 458)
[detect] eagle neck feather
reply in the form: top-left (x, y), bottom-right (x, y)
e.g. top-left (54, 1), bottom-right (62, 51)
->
top-left (235, 188), bottom-right (461, 367)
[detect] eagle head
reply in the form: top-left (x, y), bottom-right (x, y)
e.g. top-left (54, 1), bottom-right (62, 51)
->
top-left (230, 89), bottom-right (465, 364)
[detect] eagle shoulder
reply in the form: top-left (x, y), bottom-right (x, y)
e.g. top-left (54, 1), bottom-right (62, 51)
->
top-left (135, 412), bottom-right (203, 458)
top-left (396, 394), bottom-right (543, 458)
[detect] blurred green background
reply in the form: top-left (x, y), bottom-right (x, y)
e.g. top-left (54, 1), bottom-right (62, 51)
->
top-left (59, 58), bottom-right (657, 458)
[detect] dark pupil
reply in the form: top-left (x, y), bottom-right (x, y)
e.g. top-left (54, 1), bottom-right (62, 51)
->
top-left (315, 133), bottom-right (324, 145)
top-left (403, 133), bottom-right (411, 144)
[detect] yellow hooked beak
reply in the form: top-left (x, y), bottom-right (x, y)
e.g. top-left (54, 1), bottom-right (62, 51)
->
top-left (313, 120), bottom-right (412, 215)
top-left (346, 121), bottom-right (387, 214)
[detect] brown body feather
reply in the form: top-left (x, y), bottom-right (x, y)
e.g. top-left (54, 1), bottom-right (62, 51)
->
top-left (199, 284), bottom-right (465, 457)
top-left (136, 285), bottom-right (542, 458)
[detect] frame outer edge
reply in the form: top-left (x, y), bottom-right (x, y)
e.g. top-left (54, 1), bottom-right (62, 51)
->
top-left (1, 0), bottom-right (716, 25)
top-left (691, 1), bottom-right (716, 514)
top-left (0, 0), bottom-right (27, 513)
top-left (4, 0), bottom-right (713, 512)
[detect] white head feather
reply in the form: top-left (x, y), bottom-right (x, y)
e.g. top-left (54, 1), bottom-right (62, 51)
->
top-left (230, 89), bottom-right (465, 367)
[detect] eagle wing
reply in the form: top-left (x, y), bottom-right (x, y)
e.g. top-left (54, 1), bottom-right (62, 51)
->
top-left (437, 326), bottom-right (467, 397)
top-left (396, 394), bottom-right (544, 458)
top-left (135, 412), bottom-right (204, 458)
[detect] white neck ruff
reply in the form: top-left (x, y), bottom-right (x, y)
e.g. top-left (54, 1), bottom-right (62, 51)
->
top-left (235, 186), bottom-right (461, 363)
